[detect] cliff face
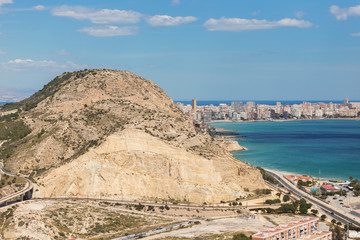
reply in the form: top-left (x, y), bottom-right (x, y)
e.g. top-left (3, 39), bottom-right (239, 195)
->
top-left (1, 69), bottom-right (265, 203)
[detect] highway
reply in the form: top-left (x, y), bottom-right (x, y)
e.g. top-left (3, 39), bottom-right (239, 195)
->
top-left (0, 164), bottom-right (34, 206)
top-left (265, 169), bottom-right (360, 227)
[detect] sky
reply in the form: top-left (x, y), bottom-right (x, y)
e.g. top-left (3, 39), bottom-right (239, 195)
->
top-left (0, 0), bottom-right (360, 101)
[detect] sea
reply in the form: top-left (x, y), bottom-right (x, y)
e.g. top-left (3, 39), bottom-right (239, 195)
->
top-left (212, 120), bottom-right (360, 181)
top-left (175, 100), bottom-right (351, 106)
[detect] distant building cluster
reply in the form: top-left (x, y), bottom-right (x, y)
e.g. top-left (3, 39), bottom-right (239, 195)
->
top-left (0, 104), bottom-right (18, 117)
top-left (176, 99), bottom-right (360, 127)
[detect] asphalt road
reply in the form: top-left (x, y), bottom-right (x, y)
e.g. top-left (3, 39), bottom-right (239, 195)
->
top-left (0, 167), bottom-right (33, 205)
top-left (265, 169), bottom-right (360, 227)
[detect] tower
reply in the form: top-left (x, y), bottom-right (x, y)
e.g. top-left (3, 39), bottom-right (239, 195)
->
top-left (192, 99), bottom-right (197, 120)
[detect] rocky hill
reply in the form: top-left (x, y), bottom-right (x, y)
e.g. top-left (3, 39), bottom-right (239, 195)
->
top-left (0, 69), bottom-right (265, 203)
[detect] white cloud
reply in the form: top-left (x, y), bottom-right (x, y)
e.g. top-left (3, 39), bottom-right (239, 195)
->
top-left (172, 0), bottom-right (180, 5)
top-left (330, 5), bottom-right (360, 20)
top-left (203, 17), bottom-right (313, 31)
top-left (32, 5), bottom-right (46, 11)
top-left (350, 33), bottom-right (360, 37)
top-left (8, 59), bottom-right (34, 64)
top-left (1, 58), bottom-right (87, 71)
top-left (52, 6), bottom-right (142, 24)
top-left (146, 15), bottom-right (197, 26)
top-left (78, 26), bottom-right (138, 37)
top-left (0, 0), bottom-right (13, 7)
top-left (295, 11), bottom-right (306, 18)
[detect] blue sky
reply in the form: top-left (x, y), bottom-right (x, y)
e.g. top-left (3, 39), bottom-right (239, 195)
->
top-left (0, 0), bottom-right (360, 101)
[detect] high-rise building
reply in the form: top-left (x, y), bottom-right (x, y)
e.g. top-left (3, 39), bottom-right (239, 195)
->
top-left (203, 111), bottom-right (212, 128)
top-left (231, 101), bottom-right (243, 113)
top-left (344, 98), bottom-right (349, 105)
top-left (192, 99), bottom-right (197, 120)
top-left (247, 101), bottom-right (256, 108)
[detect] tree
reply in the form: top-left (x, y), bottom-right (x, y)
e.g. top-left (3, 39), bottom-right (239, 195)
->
top-left (299, 199), bottom-right (312, 214)
top-left (349, 176), bottom-right (354, 181)
top-left (331, 219), bottom-right (337, 224)
top-left (277, 204), bottom-right (296, 213)
top-left (265, 199), bottom-right (281, 205)
top-left (276, 192), bottom-right (281, 198)
top-left (283, 195), bottom-right (290, 202)
top-left (330, 225), bottom-right (345, 240)
top-left (311, 209), bottom-right (318, 215)
top-left (320, 215), bottom-right (327, 221)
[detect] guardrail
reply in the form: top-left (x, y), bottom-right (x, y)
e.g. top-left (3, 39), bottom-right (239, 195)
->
top-left (0, 167), bottom-right (33, 206)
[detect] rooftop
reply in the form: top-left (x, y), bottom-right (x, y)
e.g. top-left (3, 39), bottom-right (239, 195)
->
top-left (321, 185), bottom-right (338, 191)
top-left (253, 218), bottom-right (318, 237)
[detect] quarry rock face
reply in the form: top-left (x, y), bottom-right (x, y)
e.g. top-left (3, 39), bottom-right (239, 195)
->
top-left (2, 69), bottom-right (265, 203)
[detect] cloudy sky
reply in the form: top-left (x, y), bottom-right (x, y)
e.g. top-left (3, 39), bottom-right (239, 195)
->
top-left (0, 0), bottom-right (359, 101)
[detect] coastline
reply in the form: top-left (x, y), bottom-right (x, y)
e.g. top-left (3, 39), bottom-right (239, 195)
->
top-left (212, 117), bottom-right (359, 123)
top-left (214, 121), bottom-right (360, 210)
top-left (213, 120), bottom-right (360, 181)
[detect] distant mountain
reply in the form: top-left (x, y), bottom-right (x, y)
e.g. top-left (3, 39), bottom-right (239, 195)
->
top-left (0, 69), bottom-right (265, 203)
top-left (0, 88), bottom-right (33, 103)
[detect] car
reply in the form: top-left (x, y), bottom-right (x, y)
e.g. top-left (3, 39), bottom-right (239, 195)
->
top-left (339, 199), bottom-right (343, 202)
top-left (340, 203), bottom-right (344, 205)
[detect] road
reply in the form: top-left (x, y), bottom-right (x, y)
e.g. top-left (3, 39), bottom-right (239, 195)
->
top-left (31, 196), bottom-right (281, 210)
top-left (0, 164), bottom-right (34, 205)
top-left (111, 221), bottom-right (197, 240)
top-left (265, 169), bottom-right (360, 227)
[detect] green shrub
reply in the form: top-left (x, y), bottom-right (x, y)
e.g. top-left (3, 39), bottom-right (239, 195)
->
top-left (0, 120), bottom-right (31, 141)
top-left (233, 233), bottom-right (250, 240)
top-left (265, 199), bottom-right (281, 205)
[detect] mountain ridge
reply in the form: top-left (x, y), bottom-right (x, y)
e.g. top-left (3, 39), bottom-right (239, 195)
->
top-left (0, 69), bottom-right (266, 203)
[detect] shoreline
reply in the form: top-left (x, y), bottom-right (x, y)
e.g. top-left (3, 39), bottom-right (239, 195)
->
top-left (213, 121), bottom-right (360, 181)
top-left (213, 117), bottom-right (359, 123)
top-left (214, 124), bottom-right (360, 209)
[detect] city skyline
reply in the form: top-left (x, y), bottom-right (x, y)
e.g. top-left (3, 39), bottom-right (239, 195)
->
top-left (1, 0), bottom-right (360, 100)
top-left (177, 98), bottom-right (360, 125)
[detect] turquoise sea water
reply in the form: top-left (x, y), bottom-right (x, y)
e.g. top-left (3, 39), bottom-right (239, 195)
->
top-left (212, 120), bottom-right (360, 180)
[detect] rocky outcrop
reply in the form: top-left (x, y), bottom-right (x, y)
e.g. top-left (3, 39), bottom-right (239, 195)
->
top-left (35, 128), bottom-right (262, 203)
top-left (1, 69), bottom-right (266, 203)
top-left (217, 139), bottom-right (246, 152)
